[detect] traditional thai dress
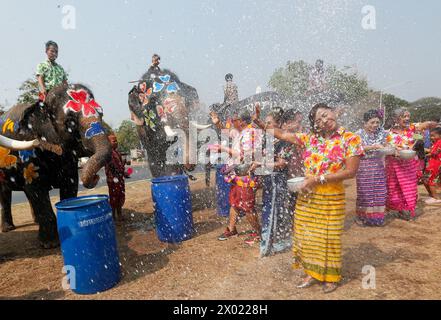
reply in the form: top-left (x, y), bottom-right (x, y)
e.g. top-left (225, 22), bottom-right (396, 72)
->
top-left (260, 140), bottom-right (292, 257)
top-left (293, 127), bottom-right (364, 283)
top-left (355, 128), bottom-right (387, 226)
top-left (224, 125), bottom-right (262, 213)
top-left (105, 149), bottom-right (126, 209)
top-left (386, 124), bottom-right (420, 218)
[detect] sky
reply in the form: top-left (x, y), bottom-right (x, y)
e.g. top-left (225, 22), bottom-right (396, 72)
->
top-left (0, 0), bottom-right (440, 127)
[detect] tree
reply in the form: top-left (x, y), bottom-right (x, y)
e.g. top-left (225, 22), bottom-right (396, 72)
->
top-left (268, 60), bottom-right (369, 106)
top-left (408, 97), bottom-right (441, 123)
top-left (381, 93), bottom-right (410, 128)
top-left (17, 78), bottom-right (40, 104)
top-left (115, 120), bottom-right (139, 153)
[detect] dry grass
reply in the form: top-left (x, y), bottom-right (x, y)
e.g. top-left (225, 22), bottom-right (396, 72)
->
top-left (1, 173), bottom-right (441, 300)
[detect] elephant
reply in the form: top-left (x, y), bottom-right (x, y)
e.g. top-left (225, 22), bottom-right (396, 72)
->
top-left (0, 83), bottom-right (112, 248)
top-left (128, 68), bottom-right (210, 178)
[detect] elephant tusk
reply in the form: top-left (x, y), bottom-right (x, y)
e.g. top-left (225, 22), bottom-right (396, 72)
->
top-left (190, 121), bottom-right (212, 130)
top-left (164, 125), bottom-right (178, 137)
top-left (0, 135), bottom-right (39, 150)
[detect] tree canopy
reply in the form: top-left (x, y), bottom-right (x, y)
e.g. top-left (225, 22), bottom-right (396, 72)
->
top-left (115, 120), bottom-right (139, 153)
top-left (268, 60), bottom-right (369, 106)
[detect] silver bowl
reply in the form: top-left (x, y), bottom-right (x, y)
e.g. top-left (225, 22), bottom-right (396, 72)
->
top-left (379, 147), bottom-right (395, 156)
top-left (287, 177), bottom-right (305, 193)
top-left (399, 149), bottom-right (416, 160)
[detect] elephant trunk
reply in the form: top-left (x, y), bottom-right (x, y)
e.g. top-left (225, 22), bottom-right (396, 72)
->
top-left (80, 134), bottom-right (112, 189)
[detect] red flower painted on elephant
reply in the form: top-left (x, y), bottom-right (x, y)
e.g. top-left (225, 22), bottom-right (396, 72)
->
top-left (156, 98), bottom-right (178, 121)
top-left (163, 97), bottom-right (177, 114)
top-left (63, 89), bottom-right (103, 118)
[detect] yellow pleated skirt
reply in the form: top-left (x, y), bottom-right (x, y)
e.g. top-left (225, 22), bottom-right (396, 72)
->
top-left (292, 182), bottom-right (345, 283)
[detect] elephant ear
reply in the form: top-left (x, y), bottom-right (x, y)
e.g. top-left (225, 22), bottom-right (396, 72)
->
top-left (11, 102), bottom-right (42, 136)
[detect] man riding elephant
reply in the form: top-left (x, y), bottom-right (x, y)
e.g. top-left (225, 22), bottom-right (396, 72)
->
top-left (0, 83), bottom-right (112, 248)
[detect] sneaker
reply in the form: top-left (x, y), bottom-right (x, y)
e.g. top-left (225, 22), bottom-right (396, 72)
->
top-left (244, 233), bottom-right (260, 245)
top-left (425, 197), bottom-right (441, 205)
top-left (218, 227), bottom-right (238, 241)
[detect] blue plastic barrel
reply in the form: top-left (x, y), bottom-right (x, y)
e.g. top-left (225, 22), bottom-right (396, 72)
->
top-left (55, 195), bottom-right (120, 295)
top-left (215, 165), bottom-right (231, 217)
top-left (151, 175), bottom-right (193, 242)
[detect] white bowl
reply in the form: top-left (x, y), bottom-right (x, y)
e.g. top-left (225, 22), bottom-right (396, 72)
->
top-left (379, 147), bottom-right (395, 156)
top-left (287, 177), bottom-right (305, 193)
top-left (399, 149), bottom-right (416, 160)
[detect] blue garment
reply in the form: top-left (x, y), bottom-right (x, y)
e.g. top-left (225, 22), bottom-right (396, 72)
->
top-left (424, 129), bottom-right (432, 149)
top-left (260, 173), bottom-right (292, 257)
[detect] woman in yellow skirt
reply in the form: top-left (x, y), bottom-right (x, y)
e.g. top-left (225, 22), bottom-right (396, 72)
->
top-left (253, 103), bottom-right (363, 293)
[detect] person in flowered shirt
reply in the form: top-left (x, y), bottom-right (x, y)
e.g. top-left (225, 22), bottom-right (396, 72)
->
top-left (385, 108), bottom-right (438, 220)
top-left (36, 41), bottom-right (68, 102)
top-left (423, 127), bottom-right (441, 204)
top-left (211, 109), bottom-right (262, 244)
top-left (253, 102), bottom-right (363, 294)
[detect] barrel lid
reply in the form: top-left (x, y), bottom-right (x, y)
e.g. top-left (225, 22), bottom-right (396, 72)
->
top-left (151, 175), bottom-right (188, 184)
top-left (55, 194), bottom-right (109, 210)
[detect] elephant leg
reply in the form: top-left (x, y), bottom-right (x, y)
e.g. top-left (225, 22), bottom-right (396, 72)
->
top-left (0, 188), bottom-right (15, 233)
top-left (30, 205), bottom-right (38, 224)
top-left (24, 188), bottom-right (59, 249)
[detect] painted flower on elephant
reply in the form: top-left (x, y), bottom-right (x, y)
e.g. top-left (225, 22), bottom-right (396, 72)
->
top-left (157, 97), bottom-right (179, 122)
top-left (138, 82), bottom-right (153, 106)
top-left (1, 118), bottom-right (17, 134)
top-left (143, 109), bottom-right (157, 131)
top-left (23, 163), bottom-right (39, 184)
top-left (296, 127), bottom-right (364, 176)
top-left (64, 89), bottom-right (103, 118)
top-left (85, 122), bottom-right (105, 139)
top-left (19, 149), bottom-right (36, 163)
top-left (0, 147), bottom-right (18, 169)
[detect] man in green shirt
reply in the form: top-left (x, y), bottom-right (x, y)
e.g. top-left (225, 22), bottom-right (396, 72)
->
top-left (36, 41), bottom-right (68, 101)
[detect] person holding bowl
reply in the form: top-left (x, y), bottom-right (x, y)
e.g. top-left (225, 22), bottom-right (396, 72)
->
top-left (355, 110), bottom-right (388, 226)
top-left (253, 102), bottom-right (363, 293)
top-left (385, 108), bottom-right (438, 220)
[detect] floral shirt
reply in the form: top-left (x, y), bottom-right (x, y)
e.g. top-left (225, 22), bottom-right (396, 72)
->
top-left (386, 124), bottom-right (422, 150)
top-left (356, 128), bottom-right (387, 159)
top-left (36, 60), bottom-right (68, 91)
top-left (296, 127), bottom-right (364, 176)
top-left (224, 125), bottom-right (262, 188)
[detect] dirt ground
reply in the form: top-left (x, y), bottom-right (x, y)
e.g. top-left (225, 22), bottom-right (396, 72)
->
top-left (1, 172), bottom-right (441, 300)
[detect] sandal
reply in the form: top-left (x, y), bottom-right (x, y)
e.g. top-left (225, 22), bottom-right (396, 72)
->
top-left (244, 233), bottom-right (260, 245)
top-left (323, 282), bottom-right (338, 294)
top-left (296, 276), bottom-right (318, 289)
